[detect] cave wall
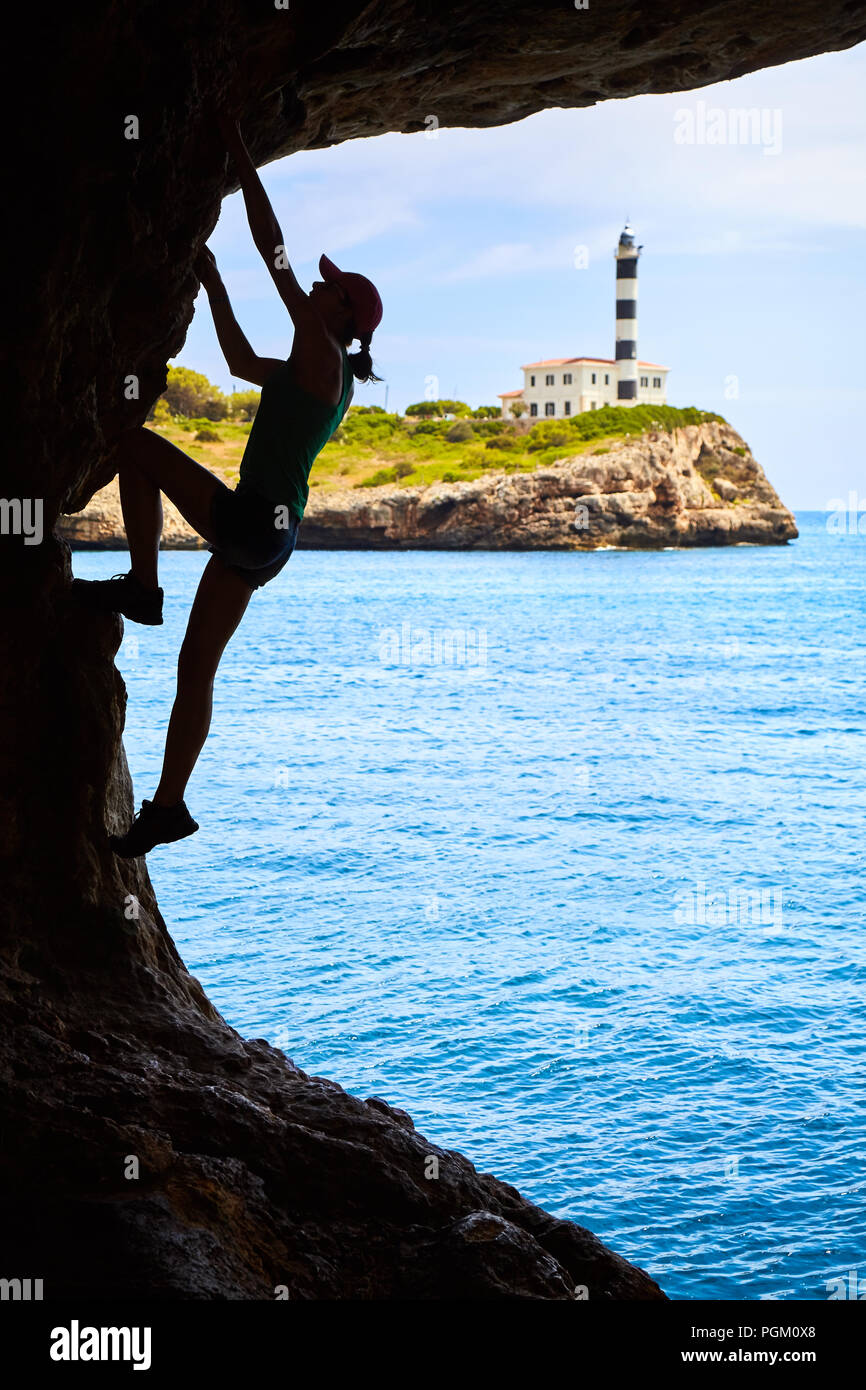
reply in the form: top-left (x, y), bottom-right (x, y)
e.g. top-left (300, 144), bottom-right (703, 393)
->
top-left (2, 1), bottom-right (864, 1299)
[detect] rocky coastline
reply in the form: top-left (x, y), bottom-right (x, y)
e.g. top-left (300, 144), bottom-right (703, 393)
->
top-left (57, 421), bottom-right (797, 552)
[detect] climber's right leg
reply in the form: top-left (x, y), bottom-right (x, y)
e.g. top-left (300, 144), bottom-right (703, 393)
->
top-left (72, 427), bottom-right (222, 624)
top-left (118, 427), bottom-right (222, 585)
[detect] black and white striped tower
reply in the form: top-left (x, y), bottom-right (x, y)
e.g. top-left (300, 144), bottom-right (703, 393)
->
top-left (615, 221), bottom-right (641, 404)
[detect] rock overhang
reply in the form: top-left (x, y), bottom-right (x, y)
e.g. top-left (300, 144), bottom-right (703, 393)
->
top-left (9, 2), bottom-right (866, 517)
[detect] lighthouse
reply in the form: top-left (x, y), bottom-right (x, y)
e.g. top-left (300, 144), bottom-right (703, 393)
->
top-left (496, 220), bottom-right (670, 418)
top-left (615, 221), bottom-right (641, 404)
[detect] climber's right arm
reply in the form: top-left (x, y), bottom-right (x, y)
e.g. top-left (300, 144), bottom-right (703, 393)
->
top-left (220, 116), bottom-right (311, 325)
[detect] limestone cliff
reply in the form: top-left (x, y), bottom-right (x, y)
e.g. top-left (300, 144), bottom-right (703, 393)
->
top-left (58, 421), bottom-right (797, 551)
top-left (302, 420), bottom-right (796, 550)
top-left (3, 0), bottom-right (859, 1301)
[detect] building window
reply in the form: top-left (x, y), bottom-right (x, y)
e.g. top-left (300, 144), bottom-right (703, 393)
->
top-left (590, 401), bottom-right (597, 410)
top-left (591, 372), bottom-right (597, 384)
top-left (563, 373), bottom-right (572, 384)
top-left (545, 402), bottom-right (556, 416)
top-left (530, 374), bottom-right (536, 386)
top-left (564, 401), bottom-right (571, 415)
top-left (529, 402), bottom-right (538, 417)
top-left (545, 374), bottom-right (555, 386)
top-left (640, 375), bottom-right (648, 388)
top-left (604, 373), bottom-right (610, 385)
top-left (653, 376), bottom-right (661, 388)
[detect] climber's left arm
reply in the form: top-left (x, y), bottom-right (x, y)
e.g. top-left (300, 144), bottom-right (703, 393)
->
top-left (195, 247), bottom-right (282, 386)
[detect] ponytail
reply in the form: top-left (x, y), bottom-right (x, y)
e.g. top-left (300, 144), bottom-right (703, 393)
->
top-left (348, 332), bottom-right (382, 384)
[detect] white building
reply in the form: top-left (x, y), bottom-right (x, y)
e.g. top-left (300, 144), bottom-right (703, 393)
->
top-left (498, 223), bottom-right (670, 420)
top-left (500, 356), bottom-right (669, 420)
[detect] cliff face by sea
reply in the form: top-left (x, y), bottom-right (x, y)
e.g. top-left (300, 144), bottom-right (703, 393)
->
top-left (58, 420), bottom-right (797, 552)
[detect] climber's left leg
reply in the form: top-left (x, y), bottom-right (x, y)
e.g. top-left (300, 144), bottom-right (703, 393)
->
top-left (154, 553), bottom-right (253, 806)
top-left (109, 555), bottom-right (253, 857)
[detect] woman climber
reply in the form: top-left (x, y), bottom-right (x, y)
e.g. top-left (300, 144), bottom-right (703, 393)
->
top-left (73, 114), bottom-right (383, 857)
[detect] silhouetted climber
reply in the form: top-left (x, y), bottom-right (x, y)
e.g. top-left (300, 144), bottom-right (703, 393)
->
top-left (73, 114), bottom-right (383, 857)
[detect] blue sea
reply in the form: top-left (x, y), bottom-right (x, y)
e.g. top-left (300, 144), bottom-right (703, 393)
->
top-left (76, 512), bottom-right (866, 1300)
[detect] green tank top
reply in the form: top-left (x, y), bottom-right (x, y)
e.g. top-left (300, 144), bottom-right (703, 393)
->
top-left (237, 348), bottom-right (352, 520)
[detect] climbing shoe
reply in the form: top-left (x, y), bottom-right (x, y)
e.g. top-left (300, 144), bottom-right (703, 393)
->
top-left (109, 799), bottom-right (199, 858)
top-left (72, 571), bottom-right (164, 625)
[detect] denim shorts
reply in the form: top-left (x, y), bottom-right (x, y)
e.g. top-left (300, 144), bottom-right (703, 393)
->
top-left (207, 483), bottom-right (301, 590)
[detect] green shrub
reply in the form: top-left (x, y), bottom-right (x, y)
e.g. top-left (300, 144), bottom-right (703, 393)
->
top-left (527, 424), bottom-right (571, 451)
top-left (524, 403), bottom-right (724, 454)
top-left (470, 418), bottom-right (508, 437)
top-left (194, 426), bottom-right (222, 443)
top-left (200, 395), bottom-right (229, 422)
top-left (394, 461), bottom-right (415, 479)
top-left (183, 416), bottom-right (218, 432)
top-left (409, 419), bottom-right (449, 437)
top-left (446, 420), bottom-right (474, 443)
top-left (441, 471), bottom-right (459, 483)
top-left (149, 398), bottom-right (173, 425)
top-left (406, 399), bottom-right (471, 419)
top-left (358, 467), bottom-right (399, 488)
top-left (162, 366), bottom-right (221, 418)
top-left (534, 447), bottom-right (575, 466)
top-left (230, 389), bottom-right (261, 422)
top-left (340, 410), bottom-right (403, 444)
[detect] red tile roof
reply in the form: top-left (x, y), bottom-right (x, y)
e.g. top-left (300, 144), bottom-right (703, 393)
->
top-left (497, 389), bottom-right (524, 398)
top-left (520, 357), bottom-right (575, 368)
top-left (520, 357), bottom-right (668, 370)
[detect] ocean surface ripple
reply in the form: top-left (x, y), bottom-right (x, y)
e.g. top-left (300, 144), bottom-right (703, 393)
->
top-left (79, 512), bottom-right (866, 1299)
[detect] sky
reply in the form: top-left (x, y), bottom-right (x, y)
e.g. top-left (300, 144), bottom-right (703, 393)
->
top-left (177, 43), bottom-right (866, 509)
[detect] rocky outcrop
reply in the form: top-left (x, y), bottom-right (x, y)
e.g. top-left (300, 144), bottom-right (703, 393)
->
top-left (278, 420), bottom-right (799, 549)
top-left (4, 0), bottom-right (859, 1301)
top-left (59, 485), bottom-right (203, 551)
top-left (303, 420), bottom-right (795, 550)
top-left (58, 421), bottom-right (797, 551)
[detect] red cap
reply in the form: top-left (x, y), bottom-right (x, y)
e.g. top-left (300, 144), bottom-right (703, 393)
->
top-left (319, 253), bottom-right (383, 338)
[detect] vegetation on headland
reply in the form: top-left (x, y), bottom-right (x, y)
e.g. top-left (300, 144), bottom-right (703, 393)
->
top-left (146, 367), bottom-right (726, 493)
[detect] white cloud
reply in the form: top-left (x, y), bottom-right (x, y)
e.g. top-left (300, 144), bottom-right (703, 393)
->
top-left (440, 239), bottom-right (577, 281)
top-left (241, 46), bottom-right (866, 252)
